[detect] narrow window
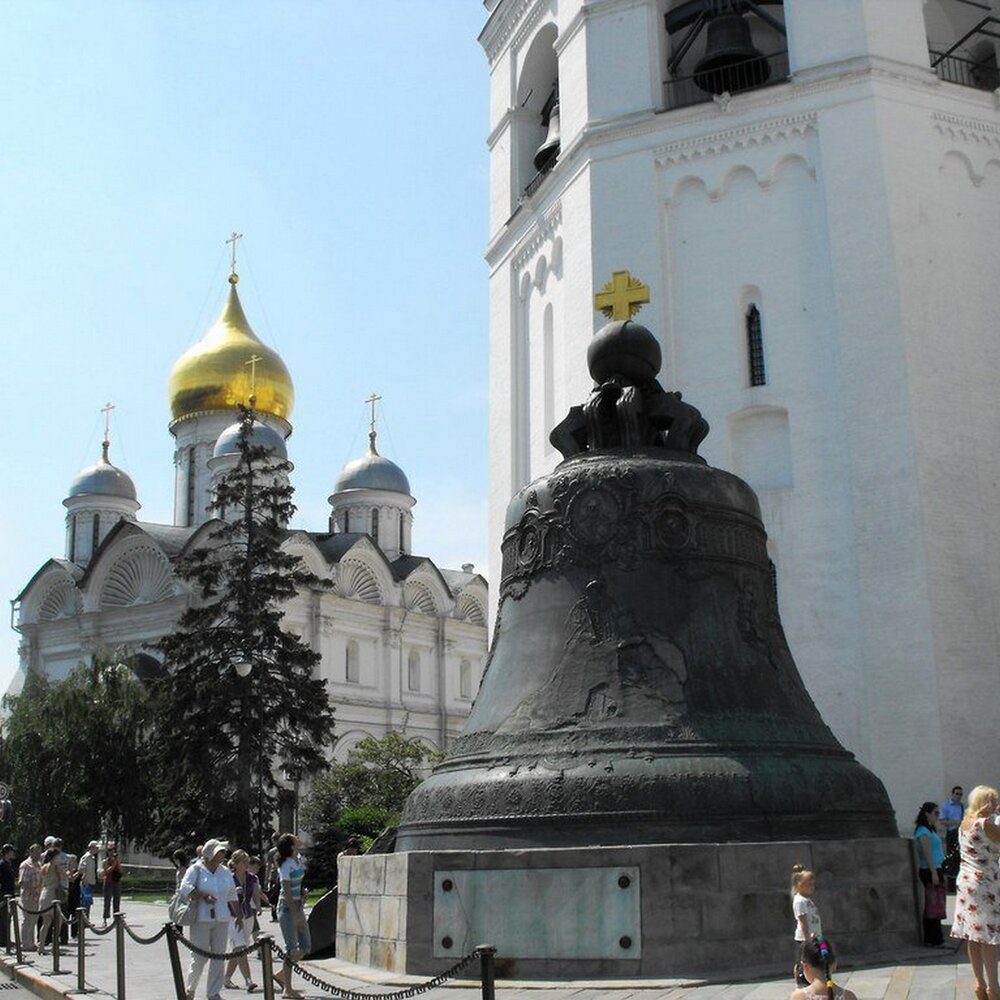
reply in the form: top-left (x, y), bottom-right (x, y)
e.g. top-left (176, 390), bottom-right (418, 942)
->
top-left (747, 305), bottom-right (766, 387)
top-left (345, 640), bottom-right (360, 683)
top-left (460, 659), bottom-right (472, 699)
top-left (186, 447), bottom-right (196, 526)
top-left (399, 516), bottom-right (405, 554)
top-left (371, 508), bottom-right (379, 546)
top-left (91, 514), bottom-right (100, 555)
top-left (407, 650), bottom-right (421, 692)
top-left (69, 516), bottom-right (77, 562)
top-left (343, 510), bottom-right (350, 533)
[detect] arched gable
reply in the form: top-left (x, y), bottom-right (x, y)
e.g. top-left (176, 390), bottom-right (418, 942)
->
top-left (18, 560), bottom-right (83, 626)
top-left (281, 531), bottom-right (333, 581)
top-left (83, 526), bottom-right (179, 613)
top-left (335, 537), bottom-right (395, 606)
top-left (402, 560), bottom-right (452, 617)
top-left (453, 578), bottom-right (488, 627)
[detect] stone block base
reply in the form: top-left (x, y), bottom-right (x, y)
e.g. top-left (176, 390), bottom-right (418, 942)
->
top-left (336, 838), bottom-right (918, 979)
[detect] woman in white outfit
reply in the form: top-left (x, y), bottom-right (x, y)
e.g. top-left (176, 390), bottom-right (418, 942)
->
top-left (179, 839), bottom-right (239, 1000)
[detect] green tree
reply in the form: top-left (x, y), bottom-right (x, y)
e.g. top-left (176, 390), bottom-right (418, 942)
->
top-left (149, 404), bottom-right (335, 855)
top-left (301, 732), bottom-right (440, 887)
top-left (0, 657), bottom-right (153, 851)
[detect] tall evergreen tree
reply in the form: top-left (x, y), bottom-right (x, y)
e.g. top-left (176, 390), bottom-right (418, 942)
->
top-left (150, 404), bottom-right (334, 854)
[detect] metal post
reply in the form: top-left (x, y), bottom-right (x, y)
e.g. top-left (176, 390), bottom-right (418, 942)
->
top-left (76, 908), bottom-right (86, 992)
top-left (259, 935), bottom-right (275, 1000)
top-left (10, 898), bottom-right (21, 964)
top-left (478, 944), bottom-right (496, 1000)
top-left (115, 912), bottom-right (126, 1000)
top-left (166, 925), bottom-right (187, 1000)
top-left (52, 904), bottom-right (61, 974)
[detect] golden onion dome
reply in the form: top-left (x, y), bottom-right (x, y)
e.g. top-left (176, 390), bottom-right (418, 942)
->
top-left (167, 278), bottom-right (294, 422)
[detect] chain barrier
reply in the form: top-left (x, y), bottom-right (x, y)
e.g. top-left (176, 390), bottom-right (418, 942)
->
top-left (0, 896), bottom-right (498, 1000)
top-left (268, 938), bottom-right (490, 1000)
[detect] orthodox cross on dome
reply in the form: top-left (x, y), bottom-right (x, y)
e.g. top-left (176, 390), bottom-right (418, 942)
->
top-left (594, 270), bottom-right (650, 321)
top-left (245, 354), bottom-right (263, 408)
top-left (226, 231), bottom-right (244, 285)
top-left (100, 402), bottom-right (115, 462)
top-left (366, 392), bottom-right (382, 453)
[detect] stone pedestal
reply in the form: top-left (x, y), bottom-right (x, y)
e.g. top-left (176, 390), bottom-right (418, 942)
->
top-left (336, 838), bottom-right (917, 979)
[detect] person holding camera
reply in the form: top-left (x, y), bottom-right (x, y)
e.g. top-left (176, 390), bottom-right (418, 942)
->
top-left (101, 844), bottom-right (122, 925)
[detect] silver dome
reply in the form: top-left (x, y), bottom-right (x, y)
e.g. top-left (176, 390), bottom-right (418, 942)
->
top-left (334, 451), bottom-right (411, 495)
top-left (213, 421), bottom-right (288, 461)
top-left (68, 460), bottom-right (137, 501)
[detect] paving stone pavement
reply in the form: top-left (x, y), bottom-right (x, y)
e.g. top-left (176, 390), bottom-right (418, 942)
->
top-left (0, 900), bottom-right (980, 1000)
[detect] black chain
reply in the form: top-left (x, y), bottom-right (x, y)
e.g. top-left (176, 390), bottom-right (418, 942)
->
top-left (268, 940), bottom-right (485, 999)
top-left (172, 928), bottom-right (261, 962)
top-left (11, 901), bottom-right (60, 917)
top-left (80, 916), bottom-right (117, 936)
top-left (122, 922), bottom-right (172, 946)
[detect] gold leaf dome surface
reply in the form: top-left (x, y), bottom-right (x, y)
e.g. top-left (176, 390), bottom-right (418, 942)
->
top-left (168, 283), bottom-right (294, 422)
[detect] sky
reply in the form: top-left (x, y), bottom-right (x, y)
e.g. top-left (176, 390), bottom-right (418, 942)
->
top-left (0, 1), bottom-right (492, 694)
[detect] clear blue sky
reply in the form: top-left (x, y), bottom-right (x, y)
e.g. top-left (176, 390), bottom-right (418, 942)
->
top-left (0, 2), bottom-right (491, 693)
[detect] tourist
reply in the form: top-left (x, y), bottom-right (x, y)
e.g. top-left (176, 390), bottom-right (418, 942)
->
top-left (940, 785), bottom-right (965, 891)
top-left (36, 847), bottom-right (64, 954)
top-left (247, 856), bottom-right (264, 940)
top-left (180, 837), bottom-right (239, 1000)
top-left (273, 832), bottom-right (310, 999)
top-left (915, 802), bottom-right (945, 946)
top-left (101, 843), bottom-right (123, 924)
top-left (171, 849), bottom-right (190, 891)
top-left (76, 840), bottom-right (100, 920)
top-left (223, 849), bottom-right (259, 993)
top-left (791, 864), bottom-right (822, 986)
top-left (0, 844), bottom-right (16, 947)
top-left (951, 785), bottom-right (1000, 1000)
top-left (17, 844), bottom-right (42, 952)
top-left (790, 935), bottom-right (858, 1000)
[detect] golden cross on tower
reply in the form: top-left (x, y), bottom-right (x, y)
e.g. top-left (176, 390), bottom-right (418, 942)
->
top-left (245, 354), bottom-right (263, 405)
top-left (594, 270), bottom-right (651, 321)
top-left (100, 402), bottom-right (115, 462)
top-left (226, 231), bottom-right (243, 284)
top-left (366, 392), bottom-right (382, 453)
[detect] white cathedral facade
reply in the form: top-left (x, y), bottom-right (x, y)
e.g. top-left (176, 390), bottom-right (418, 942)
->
top-left (481, 0), bottom-right (1000, 824)
top-left (13, 272), bottom-right (489, 776)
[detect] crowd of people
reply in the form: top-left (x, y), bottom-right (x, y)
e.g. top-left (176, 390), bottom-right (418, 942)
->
top-left (176, 832), bottom-right (311, 1000)
top-left (788, 783), bottom-right (1000, 1000)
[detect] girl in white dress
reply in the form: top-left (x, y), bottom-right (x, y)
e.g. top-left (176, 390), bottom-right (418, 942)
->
top-left (791, 864), bottom-right (822, 985)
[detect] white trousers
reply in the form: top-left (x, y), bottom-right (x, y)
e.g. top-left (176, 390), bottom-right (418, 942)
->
top-left (186, 921), bottom-right (229, 998)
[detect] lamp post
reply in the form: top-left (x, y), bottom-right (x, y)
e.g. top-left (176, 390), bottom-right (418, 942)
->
top-left (234, 659), bottom-right (264, 857)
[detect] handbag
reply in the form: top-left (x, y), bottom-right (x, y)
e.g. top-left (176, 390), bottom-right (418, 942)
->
top-left (168, 866), bottom-right (200, 926)
top-left (925, 882), bottom-right (947, 920)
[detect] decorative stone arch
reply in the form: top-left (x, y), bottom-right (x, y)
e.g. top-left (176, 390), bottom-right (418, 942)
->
top-left (97, 545), bottom-right (176, 610)
top-left (38, 579), bottom-right (82, 622)
top-left (338, 560), bottom-right (383, 604)
top-left (281, 532), bottom-right (332, 581)
top-left (18, 562), bottom-right (83, 625)
top-left (454, 590), bottom-right (488, 627)
top-left (333, 728), bottom-right (372, 764)
top-left (403, 580), bottom-right (438, 616)
top-left (514, 20), bottom-right (559, 198)
top-left (403, 564), bottom-right (451, 617)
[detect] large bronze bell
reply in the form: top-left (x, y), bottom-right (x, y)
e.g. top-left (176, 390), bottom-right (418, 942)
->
top-left (397, 317), bottom-right (896, 851)
top-left (693, 12), bottom-right (770, 94)
top-left (533, 89), bottom-right (561, 173)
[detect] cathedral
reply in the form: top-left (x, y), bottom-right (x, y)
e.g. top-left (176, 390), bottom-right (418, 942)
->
top-left (481, 0), bottom-right (1000, 822)
top-left (13, 265), bottom-right (489, 771)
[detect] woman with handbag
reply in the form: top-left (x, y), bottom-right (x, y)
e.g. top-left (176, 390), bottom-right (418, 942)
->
top-left (915, 802), bottom-right (946, 946)
top-left (951, 785), bottom-right (1000, 1000)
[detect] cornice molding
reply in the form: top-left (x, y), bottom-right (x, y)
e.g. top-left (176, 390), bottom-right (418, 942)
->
top-left (480, 0), bottom-right (549, 65)
top-left (932, 110), bottom-right (1000, 151)
top-left (654, 112), bottom-right (818, 167)
top-left (511, 202), bottom-right (563, 272)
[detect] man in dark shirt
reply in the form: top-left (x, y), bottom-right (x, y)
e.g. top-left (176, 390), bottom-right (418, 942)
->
top-left (0, 844), bottom-right (17, 946)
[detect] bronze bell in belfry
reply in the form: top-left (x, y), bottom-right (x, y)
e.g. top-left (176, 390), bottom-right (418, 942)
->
top-left (396, 316), bottom-right (896, 851)
top-left (693, 12), bottom-right (770, 94)
top-left (533, 88), bottom-right (561, 173)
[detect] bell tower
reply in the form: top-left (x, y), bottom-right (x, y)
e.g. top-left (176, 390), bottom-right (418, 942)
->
top-left (481, 0), bottom-right (1000, 822)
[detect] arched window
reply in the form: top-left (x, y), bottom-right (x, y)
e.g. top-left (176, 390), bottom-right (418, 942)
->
top-left (407, 650), bottom-right (421, 692)
top-left (371, 508), bottom-right (379, 546)
top-left (186, 447), bottom-right (197, 526)
top-left (69, 515), bottom-right (77, 563)
top-left (91, 514), bottom-right (101, 556)
top-left (343, 510), bottom-right (350, 533)
top-left (398, 516), bottom-right (405, 555)
top-left (460, 659), bottom-right (472, 699)
top-left (345, 640), bottom-right (360, 684)
top-left (747, 304), bottom-right (766, 387)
